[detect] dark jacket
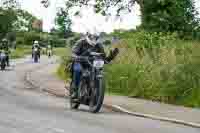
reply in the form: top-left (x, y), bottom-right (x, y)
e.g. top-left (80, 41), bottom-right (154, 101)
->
top-left (67, 38), bottom-right (119, 73)
top-left (72, 38), bottom-right (118, 63)
top-left (32, 44), bottom-right (41, 52)
top-left (0, 42), bottom-right (10, 54)
top-left (72, 39), bottom-right (106, 58)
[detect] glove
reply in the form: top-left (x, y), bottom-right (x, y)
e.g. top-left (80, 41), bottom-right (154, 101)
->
top-left (112, 48), bottom-right (119, 57)
top-left (110, 48), bottom-right (119, 59)
top-left (107, 48), bottom-right (119, 62)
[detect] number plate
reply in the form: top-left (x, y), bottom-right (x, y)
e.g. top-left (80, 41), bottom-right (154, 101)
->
top-left (93, 60), bottom-right (104, 68)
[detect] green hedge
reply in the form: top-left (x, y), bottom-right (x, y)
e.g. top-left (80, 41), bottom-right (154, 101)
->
top-left (16, 31), bottom-right (67, 47)
top-left (10, 46), bottom-right (32, 59)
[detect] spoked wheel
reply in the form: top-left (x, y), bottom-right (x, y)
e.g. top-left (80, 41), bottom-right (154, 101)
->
top-left (89, 78), bottom-right (105, 113)
top-left (69, 81), bottom-right (80, 109)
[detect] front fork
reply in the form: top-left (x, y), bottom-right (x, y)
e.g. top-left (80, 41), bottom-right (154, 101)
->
top-left (90, 68), bottom-right (103, 97)
top-left (90, 68), bottom-right (96, 89)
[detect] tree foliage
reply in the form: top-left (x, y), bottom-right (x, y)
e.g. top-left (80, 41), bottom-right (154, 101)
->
top-left (14, 9), bottom-right (37, 31)
top-left (141, 0), bottom-right (199, 34)
top-left (0, 7), bottom-right (17, 40)
top-left (55, 7), bottom-right (72, 38)
top-left (1, 0), bottom-right (20, 9)
top-left (45, 0), bottom-right (200, 38)
top-left (0, 0), bottom-right (38, 40)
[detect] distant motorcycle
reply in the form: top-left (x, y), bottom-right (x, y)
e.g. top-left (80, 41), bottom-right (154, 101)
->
top-left (0, 50), bottom-right (7, 70)
top-left (33, 47), bottom-right (40, 63)
top-left (69, 51), bottom-right (106, 113)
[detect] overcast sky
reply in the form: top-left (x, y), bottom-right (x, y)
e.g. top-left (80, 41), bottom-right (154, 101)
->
top-left (20, 0), bottom-right (200, 33)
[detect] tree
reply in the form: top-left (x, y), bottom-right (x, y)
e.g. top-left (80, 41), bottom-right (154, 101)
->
top-left (141, 0), bottom-right (199, 34)
top-left (0, 0), bottom-right (19, 40)
top-left (0, 0), bottom-right (39, 41)
top-left (55, 7), bottom-right (72, 38)
top-left (50, 27), bottom-right (58, 35)
top-left (43, 0), bottom-right (199, 38)
top-left (0, 8), bottom-right (17, 40)
top-left (7, 32), bottom-right (16, 48)
top-left (14, 9), bottom-right (37, 31)
top-left (1, 0), bottom-right (20, 9)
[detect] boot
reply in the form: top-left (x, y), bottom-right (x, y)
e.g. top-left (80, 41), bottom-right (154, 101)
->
top-left (71, 88), bottom-right (78, 99)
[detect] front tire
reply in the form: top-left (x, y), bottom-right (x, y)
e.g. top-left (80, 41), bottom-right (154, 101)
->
top-left (89, 78), bottom-right (105, 113)
top-left (1, 60), bottom-right (6, 70)
top-left (34, 53), bottom-right (38, 63)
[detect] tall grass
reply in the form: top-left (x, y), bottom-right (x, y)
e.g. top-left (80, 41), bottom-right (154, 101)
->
top-left (54, 47), bottom-right (71, 57)
top-left (106, 31), bottom-right (200, 107)
top-left (55, 47), bottom-right (72, 81)
top-left (57, 31), bottom-right (200, 108)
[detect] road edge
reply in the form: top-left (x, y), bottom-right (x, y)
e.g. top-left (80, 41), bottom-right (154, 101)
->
top-left (103, 104), bottom-right (200, 128)
top-left (24, 65), bottom-right (200, 129)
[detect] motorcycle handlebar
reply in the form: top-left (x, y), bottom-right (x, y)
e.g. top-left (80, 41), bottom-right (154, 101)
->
top-left (72, 55), bottom-right (109, 65)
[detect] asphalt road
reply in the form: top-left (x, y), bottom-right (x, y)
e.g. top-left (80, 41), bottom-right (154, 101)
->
top-left (0, 57), bottom-right (199, 133)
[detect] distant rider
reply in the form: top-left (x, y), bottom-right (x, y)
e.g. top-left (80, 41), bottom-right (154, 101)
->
top-left (32, 41), bottom-right (41, 59)
top-left (46, 41), bottom-right (53, 57)
top-left (0, 38), bottom-right (10, 66)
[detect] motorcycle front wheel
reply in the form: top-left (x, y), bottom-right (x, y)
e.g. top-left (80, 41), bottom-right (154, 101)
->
top-left (89, 78), bottom-right (105, 113)
top-left (34, 53), bottom-right (38, 63)
top-left (0, 60), bottom-right (6, 70)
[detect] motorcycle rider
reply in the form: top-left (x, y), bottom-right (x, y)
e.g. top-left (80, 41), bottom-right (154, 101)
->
top-left (47, 40), bottom-right (53, 57)
top-left (32, 40), bottom-right (41, 59)
top-left (0, 38), bottom-right (10, 66)
top-left (70, 32), bottom-right (119, 99)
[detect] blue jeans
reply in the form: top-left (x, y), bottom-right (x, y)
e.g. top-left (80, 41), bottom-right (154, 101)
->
top-left (73, 63), bottom-right (82, 88)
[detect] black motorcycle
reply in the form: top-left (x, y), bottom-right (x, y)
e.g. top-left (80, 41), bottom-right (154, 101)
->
top-left (70, 51), bottom-right (106, 113)
top-left (33, 47), bottom-right (40, 63)
top-left (0, 50), bottom-right (7, 70)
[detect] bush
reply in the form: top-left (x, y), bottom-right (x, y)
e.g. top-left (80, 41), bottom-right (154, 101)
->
top-left (56, 47), bottom-right (72, 80)
top-left (23, 32), bottom-right (40, 45)
top-left (16, 37), bottom-right (24, 46)
top-left (10, 46), bottom-right (32, 59)
top-left (56, 55), bottom-right (71, 81)
top-left (105, 31), bottom-right (200, 107)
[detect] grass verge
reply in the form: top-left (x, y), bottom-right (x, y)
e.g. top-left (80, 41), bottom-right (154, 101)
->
top-left (10, 46), bottom-right (32, 59)
top-left (55, 31), bottom-right (200, 108)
